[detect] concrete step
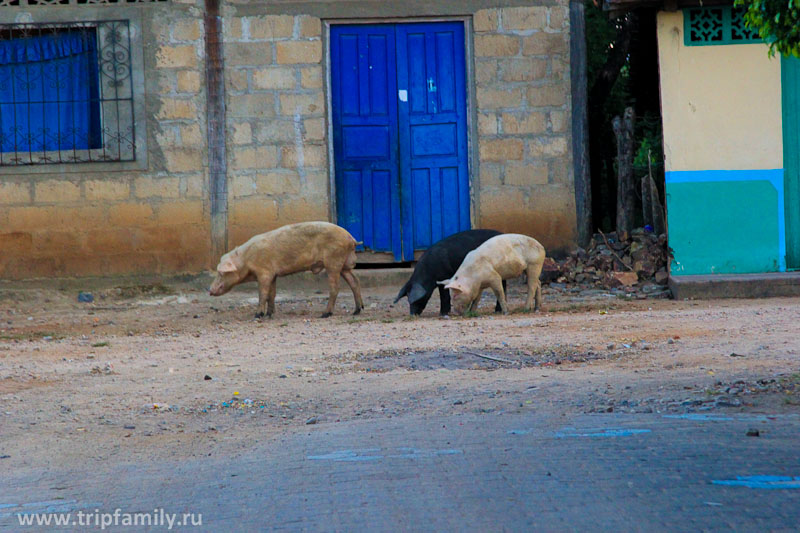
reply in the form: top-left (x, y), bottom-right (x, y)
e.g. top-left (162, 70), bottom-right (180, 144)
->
top-left (669, 272), bottom-right (800, 299)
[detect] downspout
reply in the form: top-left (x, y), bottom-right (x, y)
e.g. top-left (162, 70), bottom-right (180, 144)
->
top-left (204, 0), bottom-right (228, 262)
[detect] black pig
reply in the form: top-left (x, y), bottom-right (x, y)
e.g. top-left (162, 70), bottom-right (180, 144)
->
top-left (395, 229), bottom-right (505, 315)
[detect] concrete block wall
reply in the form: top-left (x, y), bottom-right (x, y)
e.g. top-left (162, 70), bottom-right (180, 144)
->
top-left (0, 4), bottom-right (211, 280)
top-left (473, 1), bottom-right (576, 252)
top-left (222, 12), bottom-right (329, 247)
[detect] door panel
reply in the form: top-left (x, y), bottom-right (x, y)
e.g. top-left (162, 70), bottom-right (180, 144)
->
top-left (331, 25), bottom-right (401, 258)
top-left (332, 22), bottom-right (470, 261)
top-left (397, 23), bottom-right (471, 257)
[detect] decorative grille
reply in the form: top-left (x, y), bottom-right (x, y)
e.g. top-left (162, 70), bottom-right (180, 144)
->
top-left (0, 20), bottom-right (135, 166)
top-left (685, 7), bottom-right (763, 46)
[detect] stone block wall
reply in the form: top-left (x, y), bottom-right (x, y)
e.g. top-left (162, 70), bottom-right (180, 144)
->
top-left (0, 4), bottom-right (211, 280)
top-left (222, 11), bottom-right (329, 246)
top-left (473, 1), bottom-right (576, 252)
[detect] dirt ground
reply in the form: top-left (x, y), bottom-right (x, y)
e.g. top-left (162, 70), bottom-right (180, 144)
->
top-left (1, 274), bottom-right (798, 472)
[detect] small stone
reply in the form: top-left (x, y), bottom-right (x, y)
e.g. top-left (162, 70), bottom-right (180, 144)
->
top-left (123, 425), bottom-right (135, 430)
top-left (305, 417), bottom-right (318, 425)
top-left (453, 400), bottom-right (464, 405)
top-left (746, 429), bottom-right (760, 437)
top-left (204, 375), bottom-right (212, 381)
top-left (279, 374), bottom-right (287, 379)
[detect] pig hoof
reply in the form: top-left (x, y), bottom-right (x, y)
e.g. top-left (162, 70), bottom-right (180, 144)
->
top-left (320, 312), bottom-right (332, 318)
top-left (255, 312), bottom-right (265, 319)
top-left (352, 307), bottom-right (361, 316)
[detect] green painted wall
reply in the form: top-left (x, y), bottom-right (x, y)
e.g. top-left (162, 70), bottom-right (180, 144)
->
top-left (667, 180), bottom-right (781, 275)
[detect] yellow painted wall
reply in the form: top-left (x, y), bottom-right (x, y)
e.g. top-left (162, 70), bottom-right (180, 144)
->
top-left (656, 11), bottom-right (783, 171)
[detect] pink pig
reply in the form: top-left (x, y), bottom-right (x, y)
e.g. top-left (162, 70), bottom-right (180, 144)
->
top-left (438, 234), bottom-right (546, 315)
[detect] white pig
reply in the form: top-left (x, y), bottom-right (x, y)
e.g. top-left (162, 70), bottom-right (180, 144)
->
top-left (209, 222), bottom-right (364, 318)
top-left (438, 234), bottom-right (545, 315)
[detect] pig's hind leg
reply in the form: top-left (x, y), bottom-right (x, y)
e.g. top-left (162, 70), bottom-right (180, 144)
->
top-left (321, 270), bottom-right (341, 318)
top-left (524, 261), bottom-right (544, 312)
top-left (341, 270), bottom-right (364, 315)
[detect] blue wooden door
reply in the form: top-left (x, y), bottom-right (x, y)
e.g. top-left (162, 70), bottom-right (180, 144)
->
top-left (331, 22), bottom-right (470, 261)
top-left (397, 22), bottom-right (471, 259)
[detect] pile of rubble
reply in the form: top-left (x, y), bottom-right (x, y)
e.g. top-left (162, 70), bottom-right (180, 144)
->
top-left (544, 228), bottom-right (671, 294)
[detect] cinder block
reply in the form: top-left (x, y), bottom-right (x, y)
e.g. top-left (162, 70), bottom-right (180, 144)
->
top-left (156, 45), bottom-right (198, 69)
top-left (157, 201), bottom-right (205, 225)
top-left (232, 175), bottom-right (257, 198)
top-left (248, 15), bottom-right (294, 40)
top-left (303, 118), bottom-right (326, 141)
top-left (279, 197), bottom-right (328, 222)
top-left (108, 203), bottom-right (155, 227)
top-left (478, 113), bottom-right (498, 135)
top-left (527, 85), bottom-right (567, 107)
top-left (522, 33), bottom-right (568, 55)
top-left (228, 94), bottom-right (276, 118)
top-left (500, 58), bottom-right (548, 82)
top-left (255, 120), bottom-right (296, 143)
top-left (477, 87), bottom-right (525, 109)
top-left (225, 43), bottom-right (274, 66)
top-left (505, 162), bottom-right (549, 186)
top-left (157, 98), bottom-right (197, 120)
top-left (528, 136), bottom-right (568, 157)
top-left (134, 177), bottom-right (181, 199)
top-left (165, 149), bottom-right (203, 173)
top-left (230, 197), bottom-right (279, 227)
top-left (479, 164), bottom-right (503, 187)
top-left (177, 70), bottom-right (202, 93)
top-left (35, 180), bottom-right (81, 203)
top-left (255, 171), bottom-right (301, 195)
top-left (226, 69), bottom-right (249, 92)
top-left (232, 146), bottom-right (279, 170)
top-left (276, 41), bottom-right (322, 64)
top-left (549, 6), bottom-right (569, 30)
top-left (85, 180), bottom-right (130, 201)
top-left (281, 144), bottom-right (327, 169)
top-left (252, 67), bottom-right (297, 90)
top-left (300, 66), bottom-right (323, 89)
top-left (475, 34), bottom-right (519, 57)
top-left (279, 92), bottom-right (324, 116)
top-left (180, 123), bottom-right (204, 147)
top-left (184, 174), bottom-right (206, 198)
top-left (550, 110), bottom-right (566, 133)
top-left (501, 6), bottom-right (548, 31)
top-left (0, 182), bottom-right (31, 204)
top-left (172, 19), bottom-right (202, 41)
top-left (473, 9), bottom-right (499, 32)
top-left (502, 112), bottom-right (547, 134)
top-left (299, 16), bottom-right (322, 38)
top-left (231, 122), bottom-right (253, 144)
top-left (479, 138), bottom-right (524, 161)
top-left (475, 59), bottom-right (498, 85)
top-left (224, 17), bottom-right (243, 41)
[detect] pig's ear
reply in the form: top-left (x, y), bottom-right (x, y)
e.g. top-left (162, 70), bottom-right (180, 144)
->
top-left (444, 280), bottom-right (464, 292)
top-left (408, 283), bottom-right (427, 304)
top-left (217, 258), bottom-right (238, 273)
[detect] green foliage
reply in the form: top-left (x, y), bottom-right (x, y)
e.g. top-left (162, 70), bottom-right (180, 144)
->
top-left (633, 113), bottom-right (663, 174)
top-left (585, 2), bottom-right (630, 119)
top-left (735, 0), bottom-right (800, 58)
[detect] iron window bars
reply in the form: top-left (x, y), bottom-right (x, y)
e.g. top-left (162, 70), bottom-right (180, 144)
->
top-left (0, 20), bottom-right (136, 166)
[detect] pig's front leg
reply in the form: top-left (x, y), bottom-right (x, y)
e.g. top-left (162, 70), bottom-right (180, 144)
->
top-left (488, 275), bottom-right (508, 315)
top-left (267, 276), bottom-right (278, 317)
top-left (494, 280), bottom-right (507, 313)
top-left (255, 274), bottom-right (275, 318)
top-left (438, 284), bottom-right (451, 316)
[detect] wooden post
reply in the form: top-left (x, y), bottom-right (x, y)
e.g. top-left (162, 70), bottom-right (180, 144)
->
top-left (205, 0), bottom-right (228, 262)
top-left (570, 0), bottom-right (592, 247)
top-left (613, 107), bottom-right (635, 241)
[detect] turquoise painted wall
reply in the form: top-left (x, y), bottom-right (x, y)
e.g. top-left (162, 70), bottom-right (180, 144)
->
top-left (666, 170), bottom-right (786, 275)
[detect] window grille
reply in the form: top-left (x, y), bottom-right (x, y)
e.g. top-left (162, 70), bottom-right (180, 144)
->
top-left (684, 7), bottom-right (762, 46)
top-left (0, 20), bottom-right (136, 165)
